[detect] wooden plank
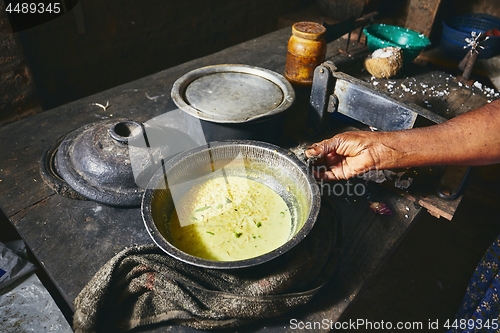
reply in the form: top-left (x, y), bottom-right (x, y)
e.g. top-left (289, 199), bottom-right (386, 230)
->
top-left (379, 166), bottom-right (462, 221)
top-left (0, 29), bottom-right (427, 333)
top-left (405, 0), bottom-right (442, 37)
top-left (0, 31), bottom-right (360, 220)
top-left (0, 28), bottom-right (292, 219)
top-left (415, 195), bottom-right (461, 220)
top-left (331, 61), bottom-right (495, 220)
top-left (2, 27), bottom-right (490, 332)
top-left (339, 63), bottom-right (492, 119)
top-left (10, 194), bottom-right (152, 308)
top-left (417, 47), bottom-right (488, 76)
top-left (302, 181), bottom-right (421, 324)
top-left (237, 181), bottom-right (422, 332)
top-left (9, 173), bottom-right (421, 332)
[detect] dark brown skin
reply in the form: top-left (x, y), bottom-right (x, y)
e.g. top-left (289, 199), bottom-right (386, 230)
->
top-left (305, 99), bottom-right (500, 181)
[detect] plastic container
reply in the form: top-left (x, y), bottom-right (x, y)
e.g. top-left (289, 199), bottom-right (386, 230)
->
top-left (284, 21), bottom-right (327, 86)
top-left (363, 24), bottom-right (431, 63)
top-left (441, 13), bottom-right (500, 59)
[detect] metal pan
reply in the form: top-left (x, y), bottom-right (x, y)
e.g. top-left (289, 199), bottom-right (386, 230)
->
top-left (171, 64), bottom-right (295, 144)
top-left (141, 140), bottom-right (320, 269)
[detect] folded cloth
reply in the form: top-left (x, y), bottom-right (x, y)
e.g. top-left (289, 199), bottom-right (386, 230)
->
top-left (73, 197), bottom-right (341, 333)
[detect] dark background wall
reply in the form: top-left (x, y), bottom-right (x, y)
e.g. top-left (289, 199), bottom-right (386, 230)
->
top-left (0, 0), bottom-right (42, 125)
top-left (0, 0), bottom-right (310, 125)
top-left (2, 0), bottom-right (500, 126)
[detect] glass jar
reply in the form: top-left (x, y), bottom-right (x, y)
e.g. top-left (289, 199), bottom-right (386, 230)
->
top-left (284, 21), bottom-right (327, 86)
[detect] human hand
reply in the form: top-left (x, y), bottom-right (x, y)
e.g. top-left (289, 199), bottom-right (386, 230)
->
top-left (304, 131), bottom-right (396, 181)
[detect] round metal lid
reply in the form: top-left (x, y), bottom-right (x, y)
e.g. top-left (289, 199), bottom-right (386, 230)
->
top-left (55, 119), bottom-right (145, 207)
top-left (171, 64), bottom-right (295, 123)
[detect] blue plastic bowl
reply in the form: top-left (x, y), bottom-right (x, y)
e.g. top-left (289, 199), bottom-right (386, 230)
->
top-left (363, 24), bottom-right (431, 63)
top-left (441, 13), bottom-right (500, 59)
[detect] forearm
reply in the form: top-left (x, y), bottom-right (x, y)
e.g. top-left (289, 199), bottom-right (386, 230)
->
top-left (304, 99), bottom-right (500, 180)
top-left (375, 99), bottom-right (500, 169)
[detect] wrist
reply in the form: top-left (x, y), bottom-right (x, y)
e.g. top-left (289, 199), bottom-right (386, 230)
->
top-left (371, 131), bottom-right (414, 170)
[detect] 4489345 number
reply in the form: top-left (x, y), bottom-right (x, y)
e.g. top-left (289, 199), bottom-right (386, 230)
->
top-left (444, 318), bottom-right (499, 330)
top-left (5, 2), bottom-right (61, 14)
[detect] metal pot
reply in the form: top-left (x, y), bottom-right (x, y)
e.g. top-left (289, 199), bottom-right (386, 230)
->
top-left (54, 119), bottom-right (145, 207)
top-left (171, 64), bottom-right (295, 145)
top-left (141, 140), bottom-right (321, 269)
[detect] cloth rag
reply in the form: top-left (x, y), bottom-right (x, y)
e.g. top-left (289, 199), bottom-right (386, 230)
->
top-left (73, 197), bottom-right (341, 332)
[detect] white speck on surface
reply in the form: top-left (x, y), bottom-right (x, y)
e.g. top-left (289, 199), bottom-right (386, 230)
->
top-left (146, 92), bottom-right (164, 100)
top-left (91, 100), bottom-right (110, 111)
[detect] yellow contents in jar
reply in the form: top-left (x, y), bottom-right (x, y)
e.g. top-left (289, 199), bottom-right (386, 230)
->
top-left (170, 176), bottom-right (292, 261)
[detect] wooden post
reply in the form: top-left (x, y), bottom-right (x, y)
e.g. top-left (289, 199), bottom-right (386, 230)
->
top-left (405, 0), bottom-right (442, 36)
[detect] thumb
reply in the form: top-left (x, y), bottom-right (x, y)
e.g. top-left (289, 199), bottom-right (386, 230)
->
top-left (305, 137), bottom-right (340, 159)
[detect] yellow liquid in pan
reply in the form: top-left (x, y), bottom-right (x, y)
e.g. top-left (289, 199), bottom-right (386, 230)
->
top-left (170, 176), bottom-right (292, 261)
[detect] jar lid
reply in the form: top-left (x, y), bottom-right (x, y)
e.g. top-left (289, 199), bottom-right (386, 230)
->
top-left (292, 21), bottom-right (326, 41)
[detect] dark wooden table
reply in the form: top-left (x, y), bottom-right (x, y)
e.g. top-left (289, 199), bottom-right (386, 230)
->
top-left (0, 27), bottom-right (492, 332)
